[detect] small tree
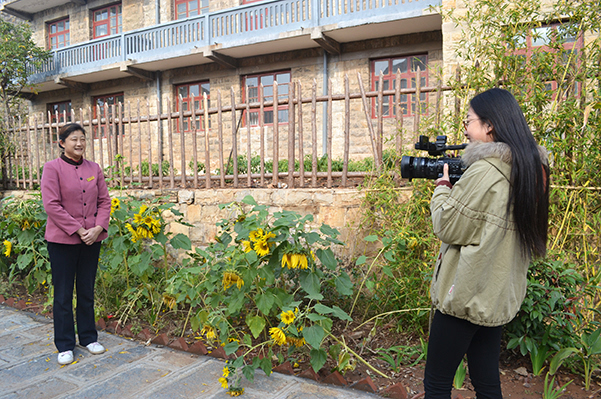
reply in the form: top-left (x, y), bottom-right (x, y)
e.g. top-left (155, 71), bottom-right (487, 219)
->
top-left (0, 19), bottom-right (51, 188)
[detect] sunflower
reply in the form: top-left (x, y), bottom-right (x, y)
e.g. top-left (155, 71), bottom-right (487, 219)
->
top-left (3, 240), bottom-right (11, 257)
top-left (281, 253), bottom-right (292, 269)
top-left (125, 223), bottom-right (142, 243)
top-left (218, 377), bottom-right (228, 389)
top-left (253, 239), bottom-right (270, 257)
top-left (21, 220), bottom-right (30, 230)
top-left (249, 228), bottom-right (265, 242)
top-left (201, 325), bottom-right (217, 340)
top-left (222, 367), bottom-right (230, 378)
top-left (242, 240), bottom-right (253, 253)
top-left (227, 388), bottom-right (244, 396)
top-left (110, 198), bottom-right (121, 215)
top-left (292, 253), bottom-right (308, 269)
top-left (269, 327), bottom-right (287, 346)
top-left (280, 310), bottom-right (295, 325)
top-left (222, 271), bottom-right (244, 290)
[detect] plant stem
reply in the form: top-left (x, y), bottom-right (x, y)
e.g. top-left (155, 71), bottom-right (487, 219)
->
top-left (347, 246), bottom-right (385, 327)
top-left (327, 333), bottom-right (390, 379)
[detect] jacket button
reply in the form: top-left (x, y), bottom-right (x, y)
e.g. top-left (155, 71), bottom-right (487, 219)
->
top-left (84, 203), bottom-right (86, 206)
top-left (84, 217), bottom-right (87, 220)
top-left (94, 213), bottom-right (97, 217)
top-left (83, 190), bottom-right (86, 193)
top-left (80, 177), bottom-right (83, 180)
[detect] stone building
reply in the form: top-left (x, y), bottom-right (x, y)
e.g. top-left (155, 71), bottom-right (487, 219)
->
top-left (0, 0), bottom-right (443, 176)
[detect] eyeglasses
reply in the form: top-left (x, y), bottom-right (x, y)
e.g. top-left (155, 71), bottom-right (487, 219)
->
top-left (462, 117), bottom-right (480, 129)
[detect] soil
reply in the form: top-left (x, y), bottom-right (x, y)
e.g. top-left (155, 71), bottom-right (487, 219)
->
top-left (4, 284), bottom-right (600, 399)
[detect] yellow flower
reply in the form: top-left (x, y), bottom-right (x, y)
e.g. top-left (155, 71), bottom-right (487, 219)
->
top-left (110, 198), bottom-right (120, 215)
top-left (201, 325), bottom-right (217, 340)
top-left (297, 254), bottom-right (308, 269)
top-left (281, 253), bottom-right (292, 269)
top-left (222, 367), bottom-right (230, 378)
top-left (21, 220), bottom-right (30, 230)
top-left (280, 310), bottom-right (295, 325)
top-left (125, 223), bottom-right (141, 243)
top-left (269, 327), bottom-right (286, 346)
top-left (3, 240), bottom-right (12, 257)
top-left (222, 271), bottom-right (244, 290)
top-left (219, 377), bottom-right (228, 389)
top-left (249, 228), bottom-right (264, 242)
top-left (242, 240), bottom-right (253, 253)
top-left (162, 294), bottom-right (176, 310)
top-left (227, 388), bottom-right (244, 396)
top-left (253, 239), bottom-right (270, 257)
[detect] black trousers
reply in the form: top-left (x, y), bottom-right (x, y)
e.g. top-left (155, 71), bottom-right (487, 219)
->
top-left (47, 241), bottom-right (101, 353)
top-left (424, 310), bottom-right (503, 399)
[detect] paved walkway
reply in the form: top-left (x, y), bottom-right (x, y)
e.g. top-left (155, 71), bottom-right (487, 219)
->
top-left (0, 305), bottom-right (380, 399)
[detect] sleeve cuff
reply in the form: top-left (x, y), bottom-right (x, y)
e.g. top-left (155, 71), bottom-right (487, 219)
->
top-left (436, 180), bottom-right (453, 189)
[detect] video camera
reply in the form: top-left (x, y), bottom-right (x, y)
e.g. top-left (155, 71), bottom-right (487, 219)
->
top-left (400, 135), bottom-right (467, 184)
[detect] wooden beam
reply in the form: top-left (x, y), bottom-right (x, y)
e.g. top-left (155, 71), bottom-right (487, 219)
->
top-left (121, 65), bottom-right (155, 81)
top-left (54, 77), bottom-right (90, 92)
top-left (204, 50), bottom-right (238, 69)
top-left (311, 30), bottom-right (341, 55)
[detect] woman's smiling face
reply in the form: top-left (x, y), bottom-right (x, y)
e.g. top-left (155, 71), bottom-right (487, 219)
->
top-left (60, 130), bottom-right (86, 161)
top-left (463, 107), bottom-right (494, 143)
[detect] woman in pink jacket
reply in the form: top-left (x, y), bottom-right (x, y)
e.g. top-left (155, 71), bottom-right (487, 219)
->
top-left (41, 123), bottom-right (111, 365)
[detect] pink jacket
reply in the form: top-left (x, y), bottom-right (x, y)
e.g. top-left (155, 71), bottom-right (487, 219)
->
top-left (41, 157), bottom-right (111, 244)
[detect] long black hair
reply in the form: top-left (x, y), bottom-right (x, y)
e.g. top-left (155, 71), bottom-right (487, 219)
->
top-left (470, 88), bottom-right (549, 258)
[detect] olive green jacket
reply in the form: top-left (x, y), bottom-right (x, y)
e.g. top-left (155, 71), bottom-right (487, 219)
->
top-left (430, 141), bottom-right (546, 327)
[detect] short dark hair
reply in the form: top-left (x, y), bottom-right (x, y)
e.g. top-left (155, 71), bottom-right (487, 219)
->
top-left (58, 123), bottom-right (86, 149)
top-left (470, 88), bottom-right (549, 258)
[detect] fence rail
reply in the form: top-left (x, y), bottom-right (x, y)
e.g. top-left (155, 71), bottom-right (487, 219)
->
top-left (3, 70), bottom-right (458, 191)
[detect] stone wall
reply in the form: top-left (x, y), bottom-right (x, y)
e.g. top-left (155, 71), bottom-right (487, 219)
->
top-left (1, 187), bottom-right (412, 260)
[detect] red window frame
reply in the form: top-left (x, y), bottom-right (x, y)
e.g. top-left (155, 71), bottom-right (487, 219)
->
top-left (243, 71), bottom-right (290, 127)
top-left (174, 0), bottom-right (208, 19)
top-left (48, 18), bottom-right (70, 50)
top-left (175, 81), bottom-right (210, 132)
top-left (371, 55), bottom-right (428, 118)
top-left (93, 4), bottom-right (122, 39)
top-left (93, 93), bottom-right (124, 139)
top-left (512, 22), bottom-right (583, 95)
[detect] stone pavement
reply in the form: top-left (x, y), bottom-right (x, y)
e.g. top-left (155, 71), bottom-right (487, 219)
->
top-left (0, 305), bottom-right (382, 399)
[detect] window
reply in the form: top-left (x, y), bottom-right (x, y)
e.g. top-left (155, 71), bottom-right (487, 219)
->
top-left (243, 71), bottom-right (290, 126)
top-left (93, 93), bottom-right (124, 139)
top-left (175, 0), bottom-right (208, 19)
top-left (176, 81), bottom-right (210, 132)
top-left (48, 18), bottom-right (70, 49)
top-left (93, 4), bottom-right (122, 39)
top-left (371, 55), bottom-right (428, 118)
top-left (512, 22), bottom-right (583, 94)
top-left (48, 101), bottom-right (72, 124)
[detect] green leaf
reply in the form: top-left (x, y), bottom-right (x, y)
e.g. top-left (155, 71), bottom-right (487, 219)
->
top-left (243, 333), bottom-right (252, 347)
top-left (355, 255), bottom-right (367, 266)
top-left (242, 195), bottom-right (257, 205)
top-left (303, 325), bottom-right (325, 349)
top-left (335, 272), bottom-right (353, 296)
top-left (306, 313), bottom-right (328, 322)
top-left (300, 272), bottom-right (323, 300)
top-left (364, 235), bottom-right (378, 242)
top-left (170, 233), bottom-right (192, 250)
top-left (315, 248), bottom-right (337, 271)
top-left (245, 250), bottom-right (258, 264)
top-left (260, 357), bottom-right (272, 376)
top-left (246, 315), bottom-right (266, 339)
top-left (256, 293), bottom-right (275, 315)
top-left (309, 348), bottom-right (327, 373)
top-left (314, 303), bottom-right (333, 315)
top-left (549, 348), bottom-right (579, 375)
top-left (331, 306), bottom-right (352, 321)
top-left (319, 224), bottom-right (339, 238)
top-left (223, 341), bottom-right (239, 356)
top-left (243, 364), bottom-right (256, 383)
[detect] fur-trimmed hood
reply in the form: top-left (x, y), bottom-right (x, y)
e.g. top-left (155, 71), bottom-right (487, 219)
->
top-left (461, 141), bottom-right (549, 168)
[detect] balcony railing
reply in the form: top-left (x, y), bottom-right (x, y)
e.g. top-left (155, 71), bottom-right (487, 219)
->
top-left (29, 0), bottom-right (440, 83)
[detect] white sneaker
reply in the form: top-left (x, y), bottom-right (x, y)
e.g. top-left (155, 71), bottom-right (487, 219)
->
top-left (57, 350), bottom-right (74, 365)
top-left (86, 342), bottom-right (105, 354)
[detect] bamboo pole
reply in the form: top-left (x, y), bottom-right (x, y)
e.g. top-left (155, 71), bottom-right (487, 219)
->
top-left (246, 85), bottom-right (252, 187)
top-left (137, 99), bottom-right (143, 185)
top-left (414, 67), bottom-right (421, 143)
top-left (288, 81), bottom-right (295, 188)
top-left (311, 79), bottom-right (317, 188)
top-left (27, 119), bottom-right (33, 188)
top-left (107, 104), bottom-right (114, 185)
top-left (43, 112), bottom-right (50, 164)
top-left (357, 73), bottom-right (380, 168)
top-left (259, 84), bottom-right (265, 186)
top-left (155, 98), bottom-right (162, 189)
top-left (231, 88), bottom-right (238, 187)
top-left (128, 102), bottom-right (134, 186)
top-left (33, 115), bottom-right (41, 185)
top-left (89, 106), bottom-right (95, 164)
top-left (377, 72), bottom-right (383, 165)
top-left (297, 81), bottom-right (304, 188)
top-left (178, 95), bottom-right (186, 188)
top-left (203, 93), bottom-right (211, 189)
top-left (272, 81), bottom-right (279, 187)
top-left (327, 78), bottom-right (333, 189)
top-left (146, 100), bottom-right (153, 189)
top-left (17, 117), bottom-right (24, 188)
top-left (119, 102), bottom-right (125, 188)
top-left (395, 69), bottom-right (402, 182)
top-left (342, 75), bottom-right (350, 187)
top-left (191, 94), bottom-right (198, 189)
top-left (167, 98), bottom-right (175, 188)
top-left (217, 90), bottom-right (225, 188)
